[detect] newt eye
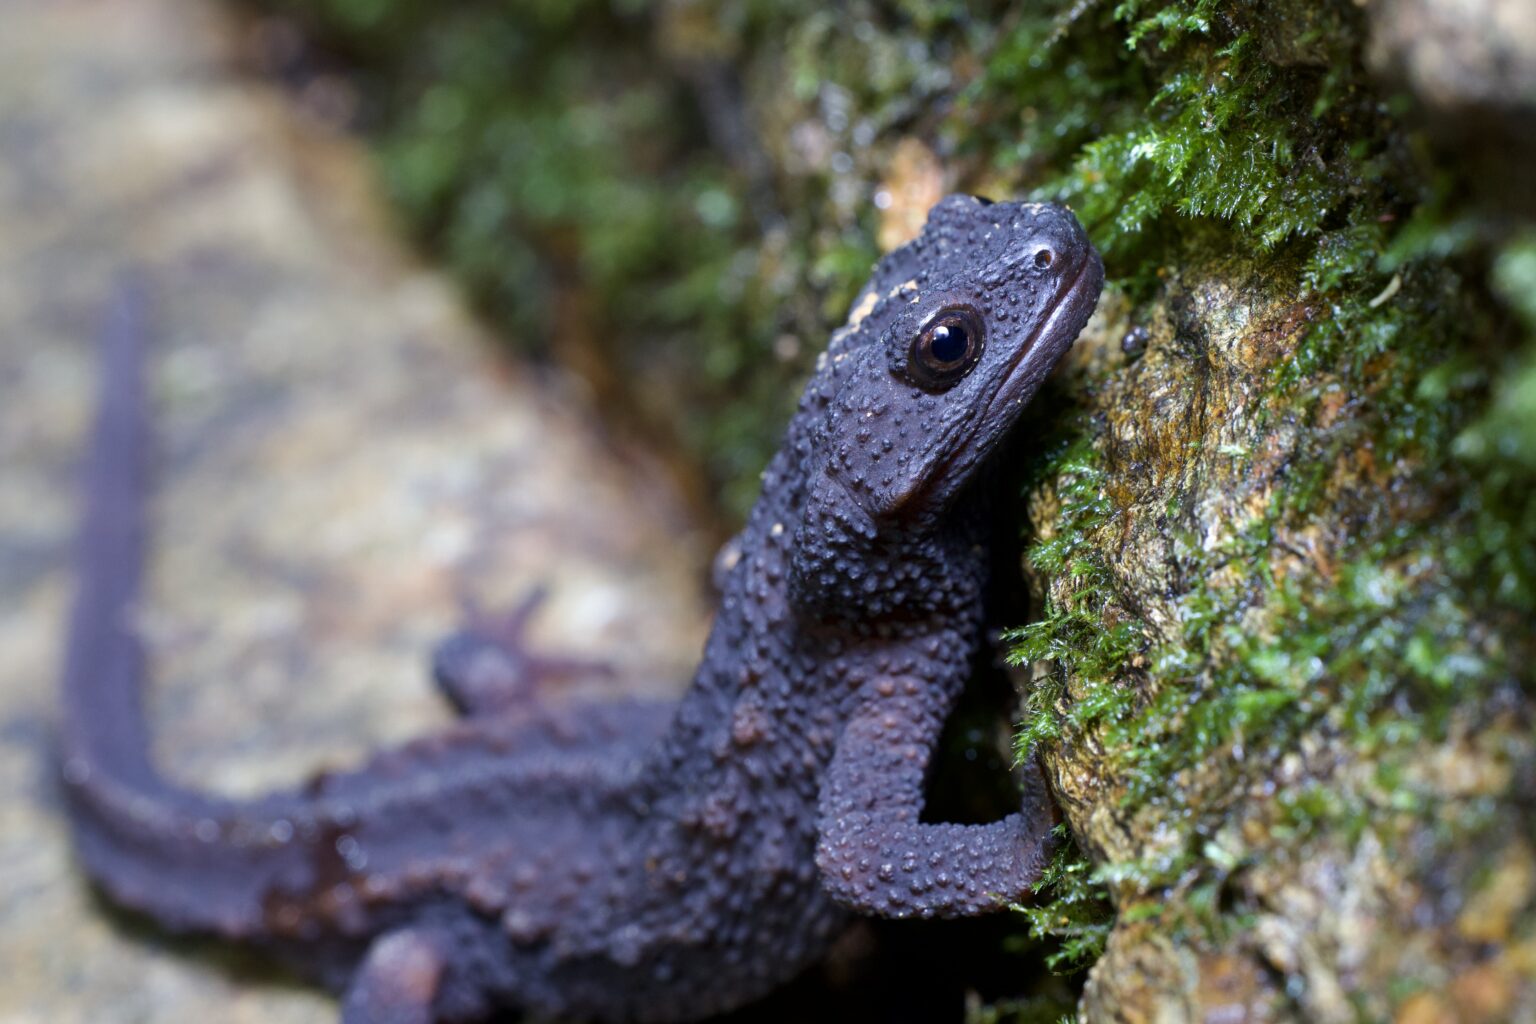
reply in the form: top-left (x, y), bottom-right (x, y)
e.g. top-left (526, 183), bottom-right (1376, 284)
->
top-left (909, 306), bottom-right (985, 390)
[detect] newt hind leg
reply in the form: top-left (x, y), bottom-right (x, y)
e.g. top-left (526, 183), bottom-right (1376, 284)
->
top-left (431, 587), bottom-right (616, 718)
top-left (341, 929), bottom-right (451, 1024)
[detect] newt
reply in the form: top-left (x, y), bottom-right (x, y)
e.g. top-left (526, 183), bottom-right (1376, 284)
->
top-left (60, 195), bottom-right (1103, 1023)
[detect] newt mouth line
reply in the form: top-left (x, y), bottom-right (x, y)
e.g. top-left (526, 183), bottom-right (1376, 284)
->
top-left (979, 256), bottom-right (1097, 424)
top-left (907, 256), bottom-right (1099, 509)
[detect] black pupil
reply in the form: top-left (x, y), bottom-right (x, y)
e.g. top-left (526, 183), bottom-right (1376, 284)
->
top-left (929, 322), bottom-right (969, 364)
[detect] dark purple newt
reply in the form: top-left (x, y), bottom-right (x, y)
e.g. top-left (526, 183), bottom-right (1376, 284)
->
top-left (61, 196), bottom-right (1103, 1023)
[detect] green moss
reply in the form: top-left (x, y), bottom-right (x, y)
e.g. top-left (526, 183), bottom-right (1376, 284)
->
top-left (948, 2), bottom-right (1403, 281)
top-left (252, 0), bottom-right (850, 520)
top-left (984, 0), bottom-right (1536, 973)
top-left (1008, 828), bottom-right (1116, 974)
top-left (1007, 433), bottom-right (1144, 757)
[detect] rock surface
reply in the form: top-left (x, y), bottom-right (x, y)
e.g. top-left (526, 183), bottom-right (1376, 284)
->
top-left (0, 1), bottom-right (708, 1021)
top-left (1030, 249), bottom-right (1536, 1021)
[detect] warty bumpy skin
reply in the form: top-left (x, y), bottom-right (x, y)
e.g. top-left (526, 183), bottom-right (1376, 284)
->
top-left (60, 195), bottom-right (1104, 1023)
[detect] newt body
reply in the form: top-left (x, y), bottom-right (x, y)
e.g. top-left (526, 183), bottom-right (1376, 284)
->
top-left (61, 196), bottom-right (1103, 1022)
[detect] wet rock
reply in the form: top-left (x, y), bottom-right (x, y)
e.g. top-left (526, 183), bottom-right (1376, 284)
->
top-left (1366, 0), bottom-right (1536, 211)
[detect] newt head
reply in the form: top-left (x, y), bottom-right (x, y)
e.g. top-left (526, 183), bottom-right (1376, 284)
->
top-left (818, 195), bottom-right (1103, 524)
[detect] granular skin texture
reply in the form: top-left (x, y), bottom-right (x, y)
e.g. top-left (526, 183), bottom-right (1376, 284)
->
top-left (60, 196), bottom-right (1103, 1023)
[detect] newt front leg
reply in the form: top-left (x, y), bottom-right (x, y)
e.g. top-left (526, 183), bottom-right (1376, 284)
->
top-left (816, 671), bottom-right (1057, 918)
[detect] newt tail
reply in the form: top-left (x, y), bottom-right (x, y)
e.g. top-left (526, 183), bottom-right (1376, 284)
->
top-left (61, 281), bottom-right (156, 793)
top-left (59, 283), bottom-right (313, 937)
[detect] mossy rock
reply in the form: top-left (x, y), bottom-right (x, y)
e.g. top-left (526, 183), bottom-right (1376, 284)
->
top-left (1021, 242), bottom-right (1534, 1020)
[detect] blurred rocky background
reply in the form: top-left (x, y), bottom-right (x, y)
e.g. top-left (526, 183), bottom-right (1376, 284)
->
top-left (2, 0), bottom-right (1533, 1021)
top-left (0, 2), bottom-right (709, 1021)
